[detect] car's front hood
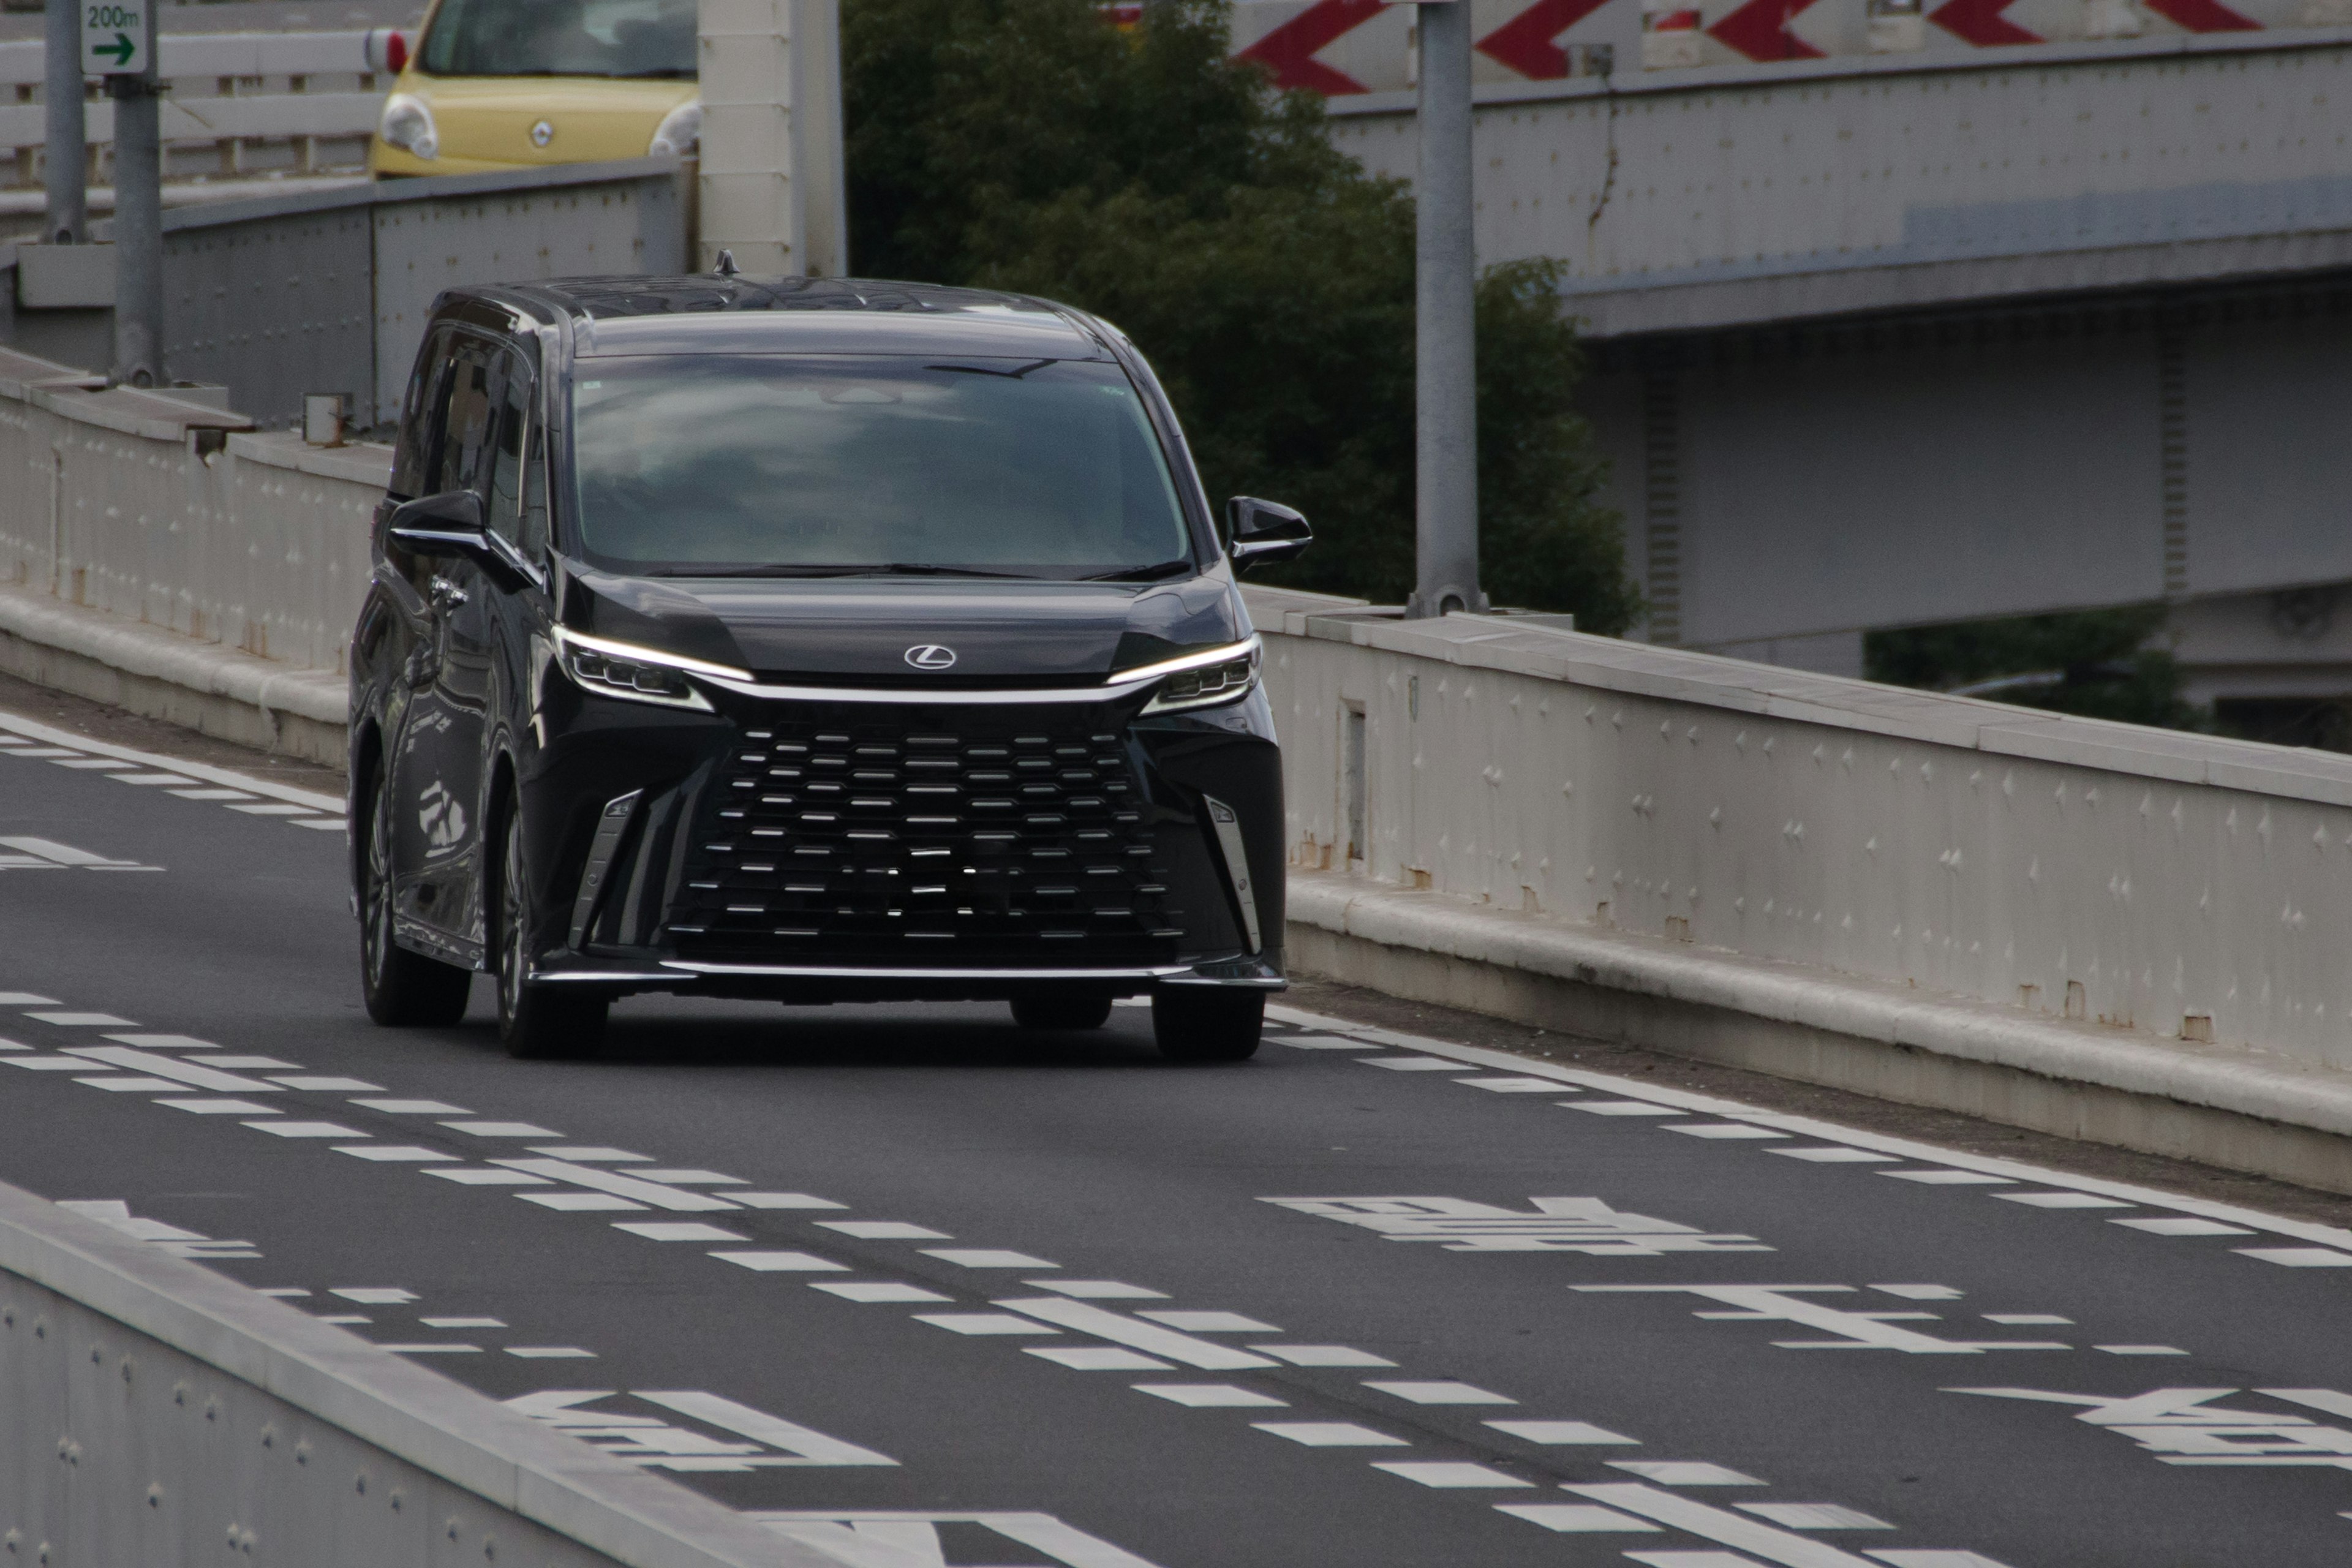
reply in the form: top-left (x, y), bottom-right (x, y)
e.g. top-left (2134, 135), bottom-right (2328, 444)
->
top-left (561, 568), bottom-right (1245, 684)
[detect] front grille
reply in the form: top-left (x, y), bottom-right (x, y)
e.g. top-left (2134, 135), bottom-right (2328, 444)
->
top-left (666, 707), bottom-right (1188, 967)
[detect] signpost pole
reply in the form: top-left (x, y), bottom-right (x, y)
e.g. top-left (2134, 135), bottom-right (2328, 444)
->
top-left (94, 0), bottom-right (162, 386)
top-left (42, 0), bottom-right (86, 245)
top-left (1405, 0), bottom-right (1486, 619)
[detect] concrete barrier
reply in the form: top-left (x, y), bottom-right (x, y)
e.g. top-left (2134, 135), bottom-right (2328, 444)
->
top-left (0, 1175), bottom-right (849, 1568)
top-left (0, 345), bottom-right (379, 764)
top-left (1248, 584), bottom-right (2352, 1192)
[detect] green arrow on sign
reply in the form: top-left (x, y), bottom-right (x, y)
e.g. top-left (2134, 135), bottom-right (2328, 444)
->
top-left (94, 32), bottom-right (135, 66)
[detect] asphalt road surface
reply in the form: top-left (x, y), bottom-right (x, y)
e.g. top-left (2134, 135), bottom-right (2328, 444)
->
top-left (1, 698), bottom-right (2348, 1568)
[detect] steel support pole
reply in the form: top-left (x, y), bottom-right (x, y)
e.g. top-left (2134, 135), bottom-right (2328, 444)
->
top-left (42, 0), bottom-right (85, 244)
top-left (1406, 0), bottom-right (1485, 619)
top-left (109, 70), bottom-right (164, 387)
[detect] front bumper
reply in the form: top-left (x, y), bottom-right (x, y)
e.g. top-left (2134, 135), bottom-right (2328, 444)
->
top-left (518, 679), bottom-right (1285, 1003)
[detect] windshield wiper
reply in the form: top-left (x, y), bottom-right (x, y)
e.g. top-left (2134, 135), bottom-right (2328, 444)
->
top-left (1080, 560), bottom-right (1194, 582)
top-left (646, 565), bottom-right (861, 578)
top-left (925, 359), bottom-right (1058, 380)
top-left (855, 563), bottom-right (1033, 579)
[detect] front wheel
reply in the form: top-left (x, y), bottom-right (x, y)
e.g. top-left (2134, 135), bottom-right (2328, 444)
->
top-left (359, 764), bottom-right (472, 1027)
top-left (496, 806), bottom-right (606, 1060)
top-left (1152, 989), bottom-right (1264, 1063)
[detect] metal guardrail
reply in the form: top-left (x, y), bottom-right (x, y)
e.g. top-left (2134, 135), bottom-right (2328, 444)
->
top-left (0, 31), bottom-right (388, 195)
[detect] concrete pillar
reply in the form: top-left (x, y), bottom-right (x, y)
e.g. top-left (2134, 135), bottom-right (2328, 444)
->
top-left (42, 0), bottom-right (86, 245)
top-left (106, 0), bottom-right (163, 390)
top-left (1406, 0), bottom-right (1485, 619)
top-left (696, 0), bottom-right (847, 277)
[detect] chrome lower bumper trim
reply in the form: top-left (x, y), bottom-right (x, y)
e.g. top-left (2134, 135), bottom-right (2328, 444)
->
top-left (658, 960), bottom-right (1196, 981)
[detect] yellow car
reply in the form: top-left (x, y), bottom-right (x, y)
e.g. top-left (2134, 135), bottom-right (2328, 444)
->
top-left (370, 0), bottom-right (701, 178)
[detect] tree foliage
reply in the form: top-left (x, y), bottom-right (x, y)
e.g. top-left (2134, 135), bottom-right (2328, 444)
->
top-left (1864, 605), bottom-right (2206, 730)
top-left (842, 0), bottom-right (1638, 631)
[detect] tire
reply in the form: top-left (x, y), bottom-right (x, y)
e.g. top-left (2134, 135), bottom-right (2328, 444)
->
top-left (1152, 989), bottom-right (1264, 1063)
top-left (358, 764), bottom-right (473, 1027)
top-left (1011, 995), bottom-right (1114, 1031)
top-left (495, 805), bottom-right (607, 1060)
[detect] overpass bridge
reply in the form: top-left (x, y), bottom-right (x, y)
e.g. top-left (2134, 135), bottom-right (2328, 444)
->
top-left (1234, 0), bottom-right (2352, 709)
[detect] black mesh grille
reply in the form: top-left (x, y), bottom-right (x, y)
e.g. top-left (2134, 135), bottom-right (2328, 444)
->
top-left (667, 708), bottom-right (1186, 967)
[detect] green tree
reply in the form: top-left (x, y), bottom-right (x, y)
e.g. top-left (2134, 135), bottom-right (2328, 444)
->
top-left (841, 0), bottom-right (1638, 632)
top-left (1864, 605), bottom-right (2206, 730)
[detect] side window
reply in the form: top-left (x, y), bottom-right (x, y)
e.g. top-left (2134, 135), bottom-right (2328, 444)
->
top-left (432, 338), bottom-right (500, 497)
top-left (519, 424), bottom-right (551, 562)
top-left (486, 352), bottom-right (533, 548)
top-left (389, 327), bottom-right (454, 499)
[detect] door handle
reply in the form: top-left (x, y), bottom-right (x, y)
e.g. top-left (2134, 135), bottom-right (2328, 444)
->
top-left (428, 575), bottom-right (470, 611)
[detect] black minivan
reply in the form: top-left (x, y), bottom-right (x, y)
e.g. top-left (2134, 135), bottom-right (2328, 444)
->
top-left (347, 275), bottom-right (1310, 1061)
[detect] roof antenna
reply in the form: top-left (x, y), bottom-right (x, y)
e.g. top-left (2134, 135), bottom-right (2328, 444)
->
top-left (713, 249), bottom-right (739, 277)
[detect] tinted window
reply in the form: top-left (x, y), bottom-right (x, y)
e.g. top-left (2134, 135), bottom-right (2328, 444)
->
top-left (390, 327), bottom-right (455, 499)
top-left (420, 0), bottom-right (695, 78)
top-left (433, 338), bottom-right (500, 498)
top-left (486, 353), bottom-right (532, 547)
top-left (568, 356), bottom-right (1193, 580)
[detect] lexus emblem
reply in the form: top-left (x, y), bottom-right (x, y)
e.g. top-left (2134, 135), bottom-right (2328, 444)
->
top-left (530, 119), bottom-right (554, 148)
top-left (904, 644), bottom-right (957, 671)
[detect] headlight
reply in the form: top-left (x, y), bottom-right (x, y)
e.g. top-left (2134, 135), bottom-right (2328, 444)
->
top-left (553, 628), bottom-right (748, 712)
top-left (379, 92), bottom-right (439, 160)
top-left (1137, 639), bottom-right (1261, 714)
top-left (648, 99), bottom-right (703, 157)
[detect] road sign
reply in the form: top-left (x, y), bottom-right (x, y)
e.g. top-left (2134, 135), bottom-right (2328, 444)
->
top-left (80, 1), bottom-right (150, 77)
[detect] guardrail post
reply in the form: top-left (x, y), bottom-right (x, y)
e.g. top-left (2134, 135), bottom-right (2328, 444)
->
top-left (1406, 0), bottom-right (1486, 620)
top-left (43, 0), bottom-right (87, 244)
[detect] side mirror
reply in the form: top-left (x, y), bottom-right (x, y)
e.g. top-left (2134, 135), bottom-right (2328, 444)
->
top-left (1225, 496), bottom-right (1312, 571)
top-left (386, 490), bottom-right (488, 558)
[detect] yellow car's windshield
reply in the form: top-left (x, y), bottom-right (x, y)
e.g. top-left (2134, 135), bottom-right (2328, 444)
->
top-left (418, 0), bottom-right (696, 78)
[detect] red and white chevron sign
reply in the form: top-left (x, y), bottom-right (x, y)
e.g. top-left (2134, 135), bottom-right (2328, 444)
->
top-left (1225, 0), bottom-right (2283, 87)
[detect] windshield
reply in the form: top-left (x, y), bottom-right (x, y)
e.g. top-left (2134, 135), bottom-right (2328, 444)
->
top-left (419, 0), bottom-right (695, 78)
top-left (568, 356), bottom-right (1196, 579)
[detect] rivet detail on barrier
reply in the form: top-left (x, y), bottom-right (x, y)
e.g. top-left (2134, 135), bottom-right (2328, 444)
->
top-left (294, 1439), bottom-right (311, 1465)
top-left (258, 1423), bottom-right (274, 1449)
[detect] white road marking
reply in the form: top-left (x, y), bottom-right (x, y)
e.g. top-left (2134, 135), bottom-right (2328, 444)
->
top-left (529, 1146), bottom-right (651, 1162)
top-left (922, 1248), bottom-right (1057, 1268)
top-left (27, 1012), bottom-right (136, 1025)
top-left (225, 803), bottom-right (318, 816)
top-left (1363, 1380), bottom-right (1515, 1405)
top-left (2112, 1217), bottom-right (2252, 1237)
top-left (1131, 1384), bottom-right (1287, 1408)
top-left (816, 1221), bottom-right (953, 1240)
top-left (1869, 1554), bottom-right (2022, 1567)
top-left (2236, 1247), bottom-right (2352, 1267)
top-left (1577, 1284), bottom-right (2068, 1354)
top-left (1251, 1422), bottom-right (1407, 1447)
top-left (1600, 1464), bottom-right (1765, 1487)
top-left (1983, 1314), bottom-right (2072, 1326)
top-left (1, 840), bottom-right (154, 872)
top-left (1371, 1461), bottom-right (1530, 1488)
top-left (55, 1200), bottom-right (258, 1259)
top-left (168, 788), bottom-right (255, 801)
top-left (7, 1057), bottom-right (108, 1070)
top-left (1872, 1284), bottom-right (1964, 1300)
top-left (421, 1316), bottom-right (506, 1329)
top-left (1566, 1101), bottom-right (1683, 1117)
top-left (268, 1076), bottom-right (383, 1091)
top-left (508, 1346), bottom-right (598, 1359)
top-left (637, 1390), bottom-right (899, 1467)
top-left (1951, 1385), bottom-right (2352, 1478)
top-left (182, 1055), bottom-right (300, 1069)
top-left (0, 994), bottom-right (60, 1005)
top-left (0, 712), bottom-right (340, 811)
top-left (0, 1038), bottom-right (24, 1050)
top-left (1770, 1147), bottom-right (1898, 1163)
top-left (334, 1146), bottom-right (451, 1162)
top-left (1453, 1076), bottom-right (1581, 1091)
top-left (754, 1512), bottom-right (1161, 1568)
top-left (48, 758), bottom-right (136, 770)
top-left (254, 1288), bottom-right (310, 1297)
top-left (2097, 1345), bottom-right (2190, 1355)
top-left (290, 819), bottom-right (347, 832)
top-left (1739, 1503), bottom-right (1893, 1530)
top-left (351, 1099), bottom-right (470, 1114)
top-left (1485, 1419), bottom-right (1637, 1444)
top-left (809, 1282), bottom-right (951, 1303)
top-left (1136, 1311), bottom-right (1278, 1333)
top-left (110, 772), bottom-right (202, 786)
top-left (244, 1121), bottom-right (367, 1139)
top-left (638, 1169), bottom-right (746, 1185)
top-left (1248, 1344), bottom-right (1395, 1367)
top-left (1665, 1124), bottom-right (1789, 1140)
top-left (1574, 1483), bottom-right (1895, 1567)
top-left (613, 1221), bottom-right (748, 1242)
top-left (102, 1033), bottom-right (222, 1050)
top-left (1272, 1035), bottom-right (1384, 1050)
top-left (440, 1121), bottom-right (560, 1137)
top-left (331, 1287), bottom-right (418, 1303)
top-left (1027, 1346), bottom-right (1172, 1371)
top-left (710, 1250), bottom-right (848, 1272)
top-left (733, 1193), bottom-right (848, 1209)
top-left (157, 1098), bottom-right (279, 1115)
top-left (427, 1168), bottom-right (554, 1185)
top-left (1996, 1192), bottom-right (2133, 1210)
top-left (916, 1313), bottom-right (1060, 1335)
top-left (74, 1075), bottom-right (190, 1092)
top-left (1025, 1280), bottom-right (1167, 1300)
top-left (996, 1298), bottom-right (1278, 1370)
top-left (378, 1343), bottom-right (481, 1354)
top-left (1262, 1196), bottom-right (1770, 1256)
top-left (1882, 1170), bottom-right (2013, 1186)
top-left (497, 1158), bottom-right (737, 1212)
top-left (65, 1047), bottom-right (280, 1092)
top-left (1494, 1502), bottom-right (1662, 1532)
top-left (521, 1193), bottom-right (645, 1212)
top-left (1360, 1055), bottom-right (1478, 1071)
top-left (315, 1314), bottom-right (370, 1325)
